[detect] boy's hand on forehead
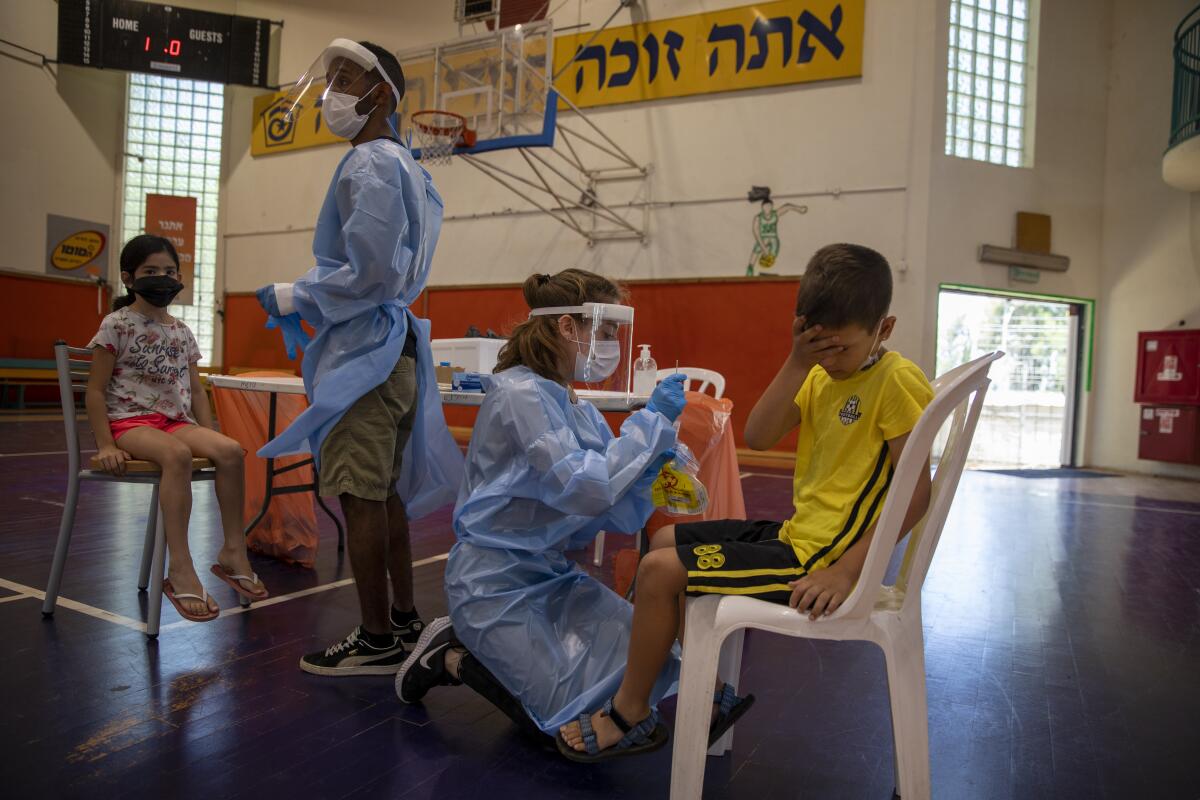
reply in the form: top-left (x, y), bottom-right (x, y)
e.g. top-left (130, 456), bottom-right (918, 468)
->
top-left (789, 315), bottom-right (845, 371)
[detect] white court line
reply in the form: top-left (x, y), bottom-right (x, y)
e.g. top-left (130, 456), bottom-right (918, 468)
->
top-left (1, 552), bottom-right (452, 634)
top-left (0, 576), bottom-right (146, 631)
top-left (1057, 498), bottom-right (1200, 517)
top-left (159, 551), bottom-right (451, 632)
top-left (0, 593), bottom-right (35, 604)
top-left (0, 450), bottom-right (95, 458)
top-left (20, 496), bottom-right (66, 508)
top-left (742, 475), bottom-right (1200, 515)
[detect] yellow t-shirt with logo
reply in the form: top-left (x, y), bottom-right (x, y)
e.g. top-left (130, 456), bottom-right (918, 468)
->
top-left (779, 351), bottom-right (933, 572)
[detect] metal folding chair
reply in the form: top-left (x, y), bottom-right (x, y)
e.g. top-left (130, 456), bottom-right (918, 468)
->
top-left (41, 341), bottom-right (220, 639)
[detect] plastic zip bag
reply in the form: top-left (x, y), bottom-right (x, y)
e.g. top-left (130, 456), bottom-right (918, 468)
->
top-left (652, 439), bottom-right (710, 516)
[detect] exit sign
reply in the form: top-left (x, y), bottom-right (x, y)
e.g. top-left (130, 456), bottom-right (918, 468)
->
top-left (1009, 266), bottom-right (1040, 284)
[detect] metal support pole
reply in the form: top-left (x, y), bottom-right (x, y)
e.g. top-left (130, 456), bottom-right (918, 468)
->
top-left (557, 123), bottom-right (638, 169)
top-left (524, 148), bottom-right (641, 233)
top-left (520, 149), bottom-right (589, 236)
top-left (461, 155), bottom-right (593, 240)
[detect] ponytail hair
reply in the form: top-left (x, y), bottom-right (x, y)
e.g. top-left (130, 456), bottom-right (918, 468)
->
top-left (495, 269), bottom-right (624, 382)
top-left (113, 235), bottom-right (181, 311)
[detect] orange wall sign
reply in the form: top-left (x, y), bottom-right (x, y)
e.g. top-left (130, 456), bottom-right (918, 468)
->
top-left (145, 194), bottom-right (197, 306)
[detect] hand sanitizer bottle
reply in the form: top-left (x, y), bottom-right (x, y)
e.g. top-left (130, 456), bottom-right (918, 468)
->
top-left (633, 344), bottom-right (658, 396)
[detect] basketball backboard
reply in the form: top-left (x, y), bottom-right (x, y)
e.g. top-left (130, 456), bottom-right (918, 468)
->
top-left (396, 19), bottom-right (555, 158)
top-left (394, 18), bottom-right (648, 246)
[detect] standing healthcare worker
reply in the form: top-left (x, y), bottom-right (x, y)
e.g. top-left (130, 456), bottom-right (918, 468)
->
top-left (395, 269), bottom-right (689, 747)
top-left (255, 40), bottom-right (463, 676)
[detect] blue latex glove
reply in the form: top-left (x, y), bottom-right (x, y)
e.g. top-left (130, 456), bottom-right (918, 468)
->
top-left (265, 313), bottom-right (311, 360)
top-left (255, 284), bottom-right (282, 318)
top-left (647, 373), bottom-right (688, 423)
top-left (647, 449), bottom-right (676, 478)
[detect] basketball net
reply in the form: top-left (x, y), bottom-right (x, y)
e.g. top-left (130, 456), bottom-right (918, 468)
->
top-left (412, 111), bottom-right (465, 165)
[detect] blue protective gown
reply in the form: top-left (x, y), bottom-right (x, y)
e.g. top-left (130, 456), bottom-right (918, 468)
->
top-left (445, 367), bottom-right (681, 733)
top-left (259, 138), bottom-right (463, 518)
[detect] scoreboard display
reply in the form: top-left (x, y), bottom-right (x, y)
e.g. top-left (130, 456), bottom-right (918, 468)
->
top-left (58, 0), bottom-right (272, 88)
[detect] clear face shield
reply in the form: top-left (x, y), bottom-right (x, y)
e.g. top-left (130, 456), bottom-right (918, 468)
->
top-left (528, 303), bottom-right (636, 395)
top-left (280, 38), bottom-right (402, 141)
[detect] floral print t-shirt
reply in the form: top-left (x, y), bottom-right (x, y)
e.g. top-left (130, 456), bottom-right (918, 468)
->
top-left (88, 306), bottom-right (202, 422)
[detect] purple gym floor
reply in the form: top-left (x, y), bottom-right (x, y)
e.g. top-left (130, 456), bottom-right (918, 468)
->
top-left (2, 417), bottom-right (1199, 799)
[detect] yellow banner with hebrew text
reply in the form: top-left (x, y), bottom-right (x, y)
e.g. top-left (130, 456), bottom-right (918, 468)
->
top-left (553, 0), bottom-right (863, 109)
top-left (251, 84), bottom-right (345, 157)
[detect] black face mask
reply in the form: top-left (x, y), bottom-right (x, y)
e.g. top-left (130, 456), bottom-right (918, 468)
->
top-left (130, 275), bottom-right (184, 308)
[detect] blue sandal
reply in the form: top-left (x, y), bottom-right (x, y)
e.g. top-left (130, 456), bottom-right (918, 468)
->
top-left (708, 683), bottom-right (756, 747)
top-left (556, 697), bottom-right (671, 763)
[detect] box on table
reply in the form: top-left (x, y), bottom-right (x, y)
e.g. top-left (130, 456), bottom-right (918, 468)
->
top-left (430, 338), bottom-right (507, 375)
top-left (434, 364), bottom-right (462, 384)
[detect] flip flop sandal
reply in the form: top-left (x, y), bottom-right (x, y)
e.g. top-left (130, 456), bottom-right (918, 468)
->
top-left (209, 564), bottom-right (269, 601)
top-left (708, 683), bottom-right (756, 747)
top-left (556, 697), bottom-right (671, 763)
top-left (162, 579), bottom-right (220, 622)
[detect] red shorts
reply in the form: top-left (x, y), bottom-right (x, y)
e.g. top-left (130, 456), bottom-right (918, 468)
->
top-left (110, 413), bottom-right (193, 440)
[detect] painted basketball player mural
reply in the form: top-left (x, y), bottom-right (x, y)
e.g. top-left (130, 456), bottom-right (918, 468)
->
top-left (745, 186), bottom-right (808, 276)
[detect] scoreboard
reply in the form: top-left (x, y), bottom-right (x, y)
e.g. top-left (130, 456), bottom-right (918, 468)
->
top-left (58, 0), bottom-right (272, 88)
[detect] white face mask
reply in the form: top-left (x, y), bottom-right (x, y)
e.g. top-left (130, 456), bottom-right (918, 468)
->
top-left (322, 83), bottom-right (379, 139)
top-left (858, 320), bottom-right (885, 372)
top-left (573, 340), bottom-right (621, 382)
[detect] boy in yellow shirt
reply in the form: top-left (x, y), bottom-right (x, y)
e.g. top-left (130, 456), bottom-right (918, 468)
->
top-left (558, 243), bottom-right (935, 761)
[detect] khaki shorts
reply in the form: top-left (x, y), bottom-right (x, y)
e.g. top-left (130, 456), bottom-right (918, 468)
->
top-left (319, 355), bottom-right (417, 501)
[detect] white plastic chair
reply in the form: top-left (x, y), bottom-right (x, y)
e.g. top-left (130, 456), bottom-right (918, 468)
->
top-left (668, 351), bottom-right (1003, 800)
top-left (592, 366), bottom-right (729, 566)
top-left (655, 367), bottom-right (725, 399)
top-left (41, 341), bottom-right (219, 639)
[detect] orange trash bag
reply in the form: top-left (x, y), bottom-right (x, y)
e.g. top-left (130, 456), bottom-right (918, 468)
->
top-left (212, 371), bottom-right (318, 568)
top-left (647, 390), bottom-right (747, 532)
top-left (615, 391), bottom-right (747, 596)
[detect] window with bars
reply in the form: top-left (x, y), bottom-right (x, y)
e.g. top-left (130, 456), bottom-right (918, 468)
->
top-left (121, 74), bottom-right (224, 363)
top-left (946, 0), bottom-right (1038, 167)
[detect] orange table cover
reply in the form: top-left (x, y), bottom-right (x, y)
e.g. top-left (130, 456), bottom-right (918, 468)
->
top-left (212, 371), bottom-right (318, 567)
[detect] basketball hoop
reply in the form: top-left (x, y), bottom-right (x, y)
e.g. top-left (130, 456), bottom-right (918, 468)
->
top-left (411, 110), bottom-right (474, 165)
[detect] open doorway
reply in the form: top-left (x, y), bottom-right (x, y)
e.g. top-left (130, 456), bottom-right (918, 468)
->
top-left (935, 286), bottom-right (1091, 469)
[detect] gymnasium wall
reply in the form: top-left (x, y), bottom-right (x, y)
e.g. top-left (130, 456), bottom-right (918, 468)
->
top-left (0, 3), bottom-right (124, 278)
top-left (0, 271), bottom-right (112, 358)
top-left (4, 0), bottom-right (1199, 474)
top-left (219, 0), bottom-right (926, 361)
top-left (922, 0), bottom-right (1112, 467)
top-left (224, 277), bottom-right (804, 452)
top-left (1091, 0), bottom-right (1200, 479)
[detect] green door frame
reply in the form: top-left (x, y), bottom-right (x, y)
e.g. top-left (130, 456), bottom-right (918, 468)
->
top-left (938, 282), bottom-right (1096, 392)
top-left (937, 283), bottom-right (1096, 468)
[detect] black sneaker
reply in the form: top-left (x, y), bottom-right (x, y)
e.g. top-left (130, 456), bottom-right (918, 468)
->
top-left (299, 626), bottom-right (407, 677)
top-left (396, 616), bottom-right (461, 703)
top-left (390, 608), bottom-right (426, 648)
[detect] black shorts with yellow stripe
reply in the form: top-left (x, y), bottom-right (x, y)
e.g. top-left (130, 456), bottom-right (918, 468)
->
top-left (674, 519), bottom-right (805, 605)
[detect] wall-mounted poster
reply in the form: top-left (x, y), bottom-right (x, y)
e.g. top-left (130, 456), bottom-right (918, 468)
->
top-left (45, 214), bottom-right (109, 279)
top-left (144, 194), bottom-right (197, 306)
top-left (744, 186), bottom-right (807, 276)
top-left (554, 0), bottom-right (864, 110)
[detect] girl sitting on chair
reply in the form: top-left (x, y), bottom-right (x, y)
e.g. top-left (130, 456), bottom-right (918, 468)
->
top-left (86, 235), bottom-right (268, 622)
